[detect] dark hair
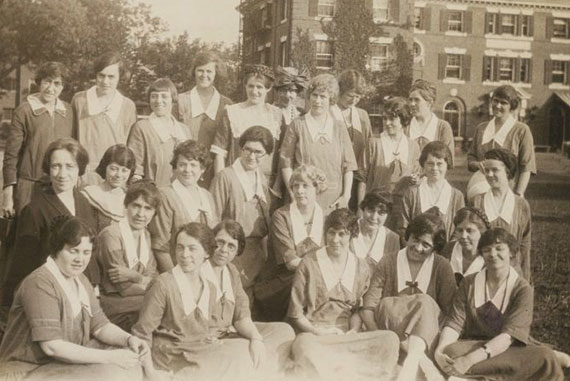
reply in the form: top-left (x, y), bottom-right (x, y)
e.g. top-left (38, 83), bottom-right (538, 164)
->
top-left (95, 144), bottom-right (136, 181)
top-left (49, 216), bottom-right (96, 258)
top-left (93, 51), bottom-right (123, 77)
top-left (174, 222), bottom-right (216, 259)
top-left (238, 126), bottom-right (274, 155)
top-left (360, 189), bottom-right (392, 214)
top-left (124, 181), bottom-right (161, 210)
top-left (324, 208), bottom-right (360, 240)
top-left (42, 138), bottom-right (89, 177)
top-left (213, 220), bottom-right (247, 257)
top-left (170, 139), bottom-right (211, 170)
top-left (478, 228), bottom-right (519, 258)
top-left (419, 141), bottom-right (453, 169)
top-left (35, 62), bottom-right (68, 86)
top-left (191, 51), bottom-right (227, 83)
top-left (409, 79), bottom-right (437, 104)
top-left (484, 148), bottom-right (518, 180)
top-left (492, 85), bottom-right (520, 110)
top-left (405, 213), bottom-right (447, 253)
top-left (453, 207), bottom-right (490, 232)
top-left (383, 97), bottom-right (412, 128)
top-left (338, 69), bottom-right (367, 96)
top-left (148, 77), bottom-right (178, 104)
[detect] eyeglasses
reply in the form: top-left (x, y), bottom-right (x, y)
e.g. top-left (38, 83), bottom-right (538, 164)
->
top-left (215, 239), bottom-right (238, 253)
top-left (242, 146), bottom-right (266, 158)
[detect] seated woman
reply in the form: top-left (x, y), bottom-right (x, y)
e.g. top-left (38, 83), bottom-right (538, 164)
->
top-left (97, 182), bottom-right (160, 331)
top-left (435, 228), bottom-right (568, 380)
top-left (362, 213), bottom-right (456, 381)
top-left (287, 208), bottom-right (400, 380)
top-left (0, 217), bottom-right (149, 380)
top-left (397, 141), bottom-right (464, 242)
top-left (470, 148), bottom-right (532, 281)
top-left (132, 222), bottom-right (294, 379)
top-left (150, 139), bottom-right (219, 272)
top-left (255, 165), bottom-right (327, 321)
top-left (351, 189), bottom-right (400, 272)
top-left (441, 207), bottom-right (490, 285)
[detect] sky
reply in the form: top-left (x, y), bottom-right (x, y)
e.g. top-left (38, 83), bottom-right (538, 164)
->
top-left (142, 0), bottom-right (241, 45)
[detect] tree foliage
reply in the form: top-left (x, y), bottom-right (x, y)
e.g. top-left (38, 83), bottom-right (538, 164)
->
top-left (290, 27), bottom-right (316, 75)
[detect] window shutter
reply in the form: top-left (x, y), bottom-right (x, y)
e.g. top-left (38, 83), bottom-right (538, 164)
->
top-left (544, 60), bottom-right (552, 84)
top-left (528, 16), bottom-right (534, 37)
top-left (423, 7), bottom-right (431, 31)
top-left (483, 56), bottom-right (490, 81)
top-left (464, 11), bottom-right (473, 34)
top-left (438, 53), bottom-right (447, 79)
top-left (527, 59), bottom-right (533, 83)
top-left (545, 16), bottom-right (554, 39)
top-left (565, 62), bottom-right (570, 85)
top-left (485, 13), bottom-right (491, 34)
top-left (514, 58), bottom-right (521, 82)
top-left (493, 57), bottom-right (499, 81)
top-left (462, 54), bottom-right (471, 81)
top-left (497, 14), bottom-right (503, 35)
top-left (309, 0), bottom-right (318, 17)
top-left (440, 10), bottom-right (449, 32)
top-left (390, 0), bottom-right (400, 23)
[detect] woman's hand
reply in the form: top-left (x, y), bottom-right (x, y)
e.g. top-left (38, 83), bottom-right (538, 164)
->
top-left (330, 194), bottom-right (349, 210)
top-left (434, 349), bottom-right (456, 375)
top-left (106, 349), bottom-right (141, 369)
top-left (108, 266), bottom-right (140, 284)
top-left (130, 175), bottom-right (143, 184)
top-left (2, 186), bottom-right (15, 218)
top-left (127, 336), bottom-right (149, 357)
top-left (249, 339), bottom-right (266, 369)
top-left (450, 354), bottom-right (475, 376)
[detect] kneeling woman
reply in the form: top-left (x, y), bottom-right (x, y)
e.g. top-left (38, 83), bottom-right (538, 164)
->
top-left (287, 208), bottom-right (400, 380)
top-left (132, 222), bottom-right (294, 380)
top-left (435, 228), bottom-right (567, 380)
top-left (0, 217), bottom-right (149, 380)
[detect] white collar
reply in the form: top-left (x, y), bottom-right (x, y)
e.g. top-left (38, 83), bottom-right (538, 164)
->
top-left (81, 184), bottom-right (125, 221)
top-left (419, 178), bottom-right (453, 215)
top-left (306, 112), bottom-right (334, 143)
top-left (56, 189), bottom-right (76, 216)
top-left (481, 115), bottom-right (516, 146)
top-left (397, 248), bottom-right (435, 294)
top-left (330, 105), bottom-right (362, 133)
top-left (118, 219), bottom-right (150, 269)
top-left (380, 131), bottom-right (409, 165)
top-left (45, 256), bottom-right (91, 317)
top-left (289, 202), bottom-right (324, 246)
top-left (172, 265), bottom-right (210, 316)
top-left (149, 113), bottom-right (188, 143)
top-left (450, 241), bottom-right (485, 276)
top-left (171, 180), bottom-right (213, 221)
top-left (200, 261), bottom-right (235, 303)
top-left (231, 159), bottom-right (265, 202)
top-left (190, 87), bottom-right (221, 120)
top-left (409, 113), bottom-right (438, 142)
top-left (483, 189), bottom-right (515, 225)
top-left (473, 267), bottom-right (519, 313)
top-left (225, 103), bottom-right (280, 139)
top-left (352, 223), bottom-right (387, 263)
top-left (316, 248), bottom-right (357, 293)
top-left (86, 85), bottom-right (124, 124)
top-left (27, 94), bottom-right (66, 115)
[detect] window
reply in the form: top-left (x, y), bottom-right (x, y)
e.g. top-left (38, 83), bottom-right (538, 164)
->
top-left (553, 18), bottom-right (570, 38)
top-left (499, 58), bottom-right (515, 81)
top-left (280, 0), bottom-right (288, 21)
top-left (520, 59), bottom-right (531, 83)
top-left (414, 7), bottom-right (422, 29)
top-left (501, 14), bottom-right (516, 35)
top-left (448, 11), bottom-right (463, 32)
top-left (279, 41), bottom-right (287, 67)
top-left (316, 41), bottom-right (333, 68)
top-left (443, 101), bottom-right (462, 137)
top-left (370, 44), bottom-right (390, 71)
top-left (521, 15), bottom-right (531, 36)
top-left (318, 0), bottom-right (335, 17)
top-left (487, 13), bottom-right (498, 34)
top-left (264, 47), bottom-right (271, 66)
top-left (552, 61), bottom-right (567, 84)
top-left (373, 0), bottom-right (390, 22)
top-left (260, 7), bottom-right (269, 28)
top-left (445, 54), bottom-right (462, 79)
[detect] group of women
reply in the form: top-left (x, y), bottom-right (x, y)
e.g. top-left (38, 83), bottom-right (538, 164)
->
top-left (0, 50), bottom-right (568, 381)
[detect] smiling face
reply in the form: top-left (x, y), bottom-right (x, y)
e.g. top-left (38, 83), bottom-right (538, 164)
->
top-left (125, 195), bottom-right (156, 231)
top-left (245, 77), bottom-right (270, 105)
top-left (95, 63), bottom-right (120, 95)
top-left (423, 154), bottom-right (448, 182)
top-left (338, 90), bottom-right (361, 109)
top-left (382, 115), bottom-right (403, 137)
top-left (408, 90), bottom-right (432, 118)
top-left (362, 205), bottom-right (388, 228)
top-left (455, 220), bottom-right (482, 253)
top-left (239, 141), bottom-right (267, 171)
top-left (175, 232), bottom-right (208, 274)
top-left (50, 149), bottom-right (79, 194)
top-left (195, 62), bottom-right (216, 89)
top-left (38, 76), bottom-right (64, 104)
top-left (491, 97), bottom-right (512, 120)
top-left (291, 179), bottom-right (317, 209)
top-left (150, 91), bottom-right (173, 117)
top-left (54, 237), bottom-right (93, 278)
top-left (309, 89), bottom-right (331, 116)
top-left (483, 159), bottom-right (510, 190)
top-left (211, 229), bottom-right (239, 267)
top-left (481, 241), bottom-right (511, 272)
top-left (325, 227), bottom-right (351, 258)
top-left (105, 162), bottom-right (131, 189)
top-left (406, 233), bottom-right (435, 262)
top-left (174, 156), bottom-right (204, 187)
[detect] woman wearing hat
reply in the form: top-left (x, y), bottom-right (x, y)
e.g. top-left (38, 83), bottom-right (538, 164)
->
top-left (272, 66), bottom-right (308, 125)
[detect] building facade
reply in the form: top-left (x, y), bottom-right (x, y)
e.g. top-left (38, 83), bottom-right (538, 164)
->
top-left (0, 66), bottom-right (35, 128)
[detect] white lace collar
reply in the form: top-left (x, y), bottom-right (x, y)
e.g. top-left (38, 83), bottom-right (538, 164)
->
top-left (81, 184), bottom-right (125, 221)
top-left (231, 159), bottom-right (265, 202)
top-left (409, 112), bottom-right (438, 142)
top-left (171, 180), bottom-right (213, 221)
top-left (149, 113), bottom-right (188, 143)
top-left (483, 189), bottom-right (515, 225)
top-left (419, 178), bottom-right (453, 215)
top-left (27, 94), bottom-right (66, 116)
top-left (330, 104), bottom-right (362, 133)
top-left (85, 85), bottom-right (124, 124)
top-left (316, 248), bottom-right (357, 293)
top-left (225, 103), bottom-right (280, 139)
top-left (172, 265), bottom-right (210, 316)
top-left (473, 267), bottom-right (519, 313)
top-left (396, 248), bottom-right (435, 294)
top-left (380, 131), bottom-right (409, 165)
top-left (481, 115), bottom-right (516, 146)
top-left (200, 260), bottom-right (235, 303)
top-left (118, 219), bottom-right (150, 269)
top-left (305, 111), bottom-right (334, 143)
top-left (450, 241), bottom-right (485, 277)
top-left (190, 87), bottom-right (221, 120)
top-left (289, 202), bottom-right (324, 246)
top-left (45, 256), bottom-right (91, 317)
top-left (352, 223), bottom-right (387, 263)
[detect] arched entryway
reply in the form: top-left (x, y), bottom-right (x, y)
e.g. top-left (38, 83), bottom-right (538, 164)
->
top-left (442, 99), bottom-right (465, 138)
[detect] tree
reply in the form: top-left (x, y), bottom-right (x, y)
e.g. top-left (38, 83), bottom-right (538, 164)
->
top-left (290, 28), bottom-right (316, 75)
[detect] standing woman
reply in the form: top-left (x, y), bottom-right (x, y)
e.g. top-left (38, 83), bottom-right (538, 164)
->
top-left (280, 74), bottom-right (357, 214)
top-left (272, 66), bottom-right (308, 125)
top-left (2, 62), bottom-right (74, 217)
top-left (149, 139), bottom-right (219, 272)
top-left (467, 85), bottom-right (536, 200)
top-left (127, 78), bottom-right (189, 187)
top-left (408, 79), bottom-right (454, 166)
top-left (72, 52), bottom-right (137, 185)
top-left (471, 148), bottom-right (531, 281)
top-left (330, 70), bottom-right (372, 211)
top-left (178, 51), bottom-right (233, 187)
top-left (210, 126), bottom-right (273, 299)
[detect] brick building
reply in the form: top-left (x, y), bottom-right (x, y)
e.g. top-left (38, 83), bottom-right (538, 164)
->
top-left (0, 66), bottom-right (35, 127)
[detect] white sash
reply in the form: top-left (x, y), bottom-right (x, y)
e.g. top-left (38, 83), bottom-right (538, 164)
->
top-left (289, 202), bottom-right (324, 246)
top-left (171, 180), bottom-right (213, 221)
top-left (352, 224), bottom-right (387, 263)
top-left (231, 159), bottom-right (266, 202)
top-left (473, 267), bottom-right (519, 313)
top-left (396, 248), bottom-right (435, 294)
top-left (450, 241), bottom-right (485, 276)
top-left (118, 219), bottom-right (150, 269)
top-left (419, 178), bottom-right (453, 215)
top-left (483, 189), bottom-right (515, 225)
top-left (45, 257), bottom-right (91, 317)
top-left (172, 265), bottom-right (210, 316)
top-left (200, 261), bottom-right (235, 303)
top-left (316, 248), bottom-right (357, 293)
top-left (481, 115), bottom-right (515, 146)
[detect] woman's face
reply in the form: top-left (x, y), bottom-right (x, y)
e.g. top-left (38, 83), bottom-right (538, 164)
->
top-left (245, 77), bottom-right (270, 105)
top-left (211, 229), bottom-right (239, 267)
top-left (483, 159), bottom-right (509, 189)
top-left (239, 141), bottom-right (267, 171)
top-left (491, 97), bottom-right (512, 120)
top-left (481, 241), bottom-right (511, 272)
top-left (105, 162), bottom-right (131, 189)
top-left (406, 233), bottom-right (435, 262)
top-left (325, 227), bottom-right (351, 257)
top-left (95, 63), bottom-right (120, 95)
top-left (150, 91), bottom-right (173, 117)
top-left (195, 62), bottom-right (216, 89)
top-left (54, 237), bottom-right (93, 278)
top-left (174, 156), bottom-right (204, 187)
top-left (338, 90), bottom-right (361, 109)
top-left (309, 89), bottom-right (331, 116)
top-left (175, 232), bottom-right (208, 274)
top-left (38, 76), bottom-right (64, 104)
top-left (362, 205), bottom-right (388, 228)
top-left (125, 195), bottom-right (156, 231)
top-left (408, 90), bottom-right (432, 117)
top-left (423, 154), bottom-right (448, 181)
top-left (275, 87), bottom-right (298, 108)
top-left (455, 221), bottom-right (482, 253)
top-left (383, 116), bottom-right (403, 137)
top-left (291, 179), bottom-right (317, 209)
top-left (50, 149), bottom-right (79, 193)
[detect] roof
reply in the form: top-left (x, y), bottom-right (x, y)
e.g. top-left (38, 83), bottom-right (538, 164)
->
top-left (429, 0), bottom-right (570, 10)
top-left (553, 91), bottom-right (570, 108)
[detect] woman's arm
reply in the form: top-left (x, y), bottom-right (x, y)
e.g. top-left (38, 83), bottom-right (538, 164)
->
top-left (451, 334), bottom-right (514, 375)
top-left (434, 326), bottom-right (461, 372)
top-left (211, 109), bottom-right (232, 174)
top-left (39, 339), bottom-right (140, 368)
top-left (234, 317), bottom-right (266, 368)
top-left (514, 171), bottom-right (531, 196)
